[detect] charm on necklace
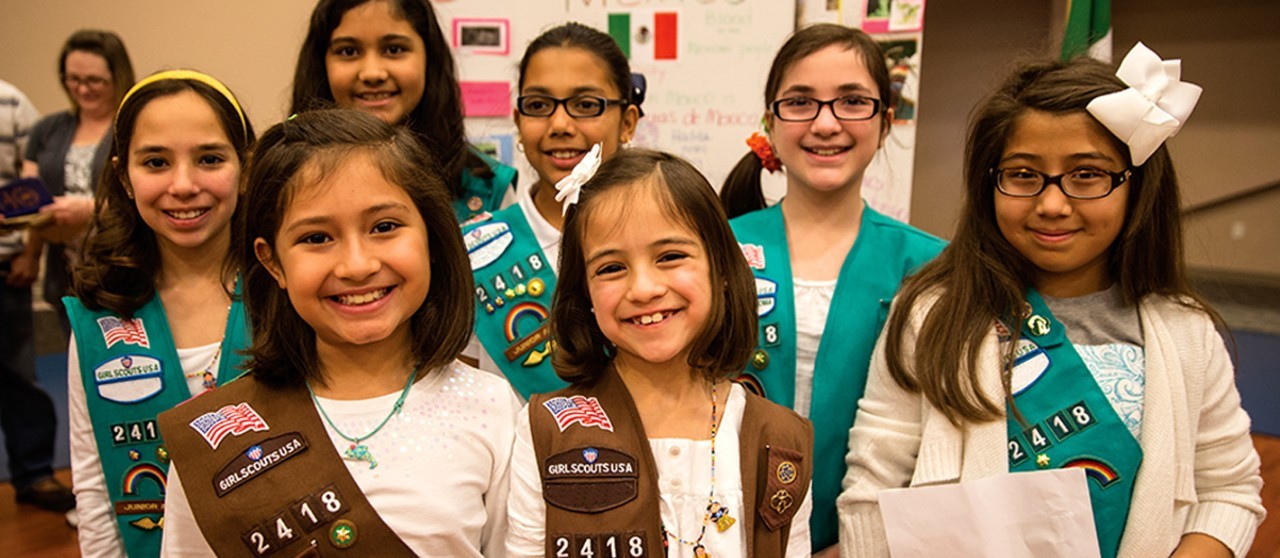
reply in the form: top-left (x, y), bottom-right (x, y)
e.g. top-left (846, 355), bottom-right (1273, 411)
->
top-left (344, 443), bottom-right (378, 469)
top-left (693, 544), bottom-right (710, 558)
top-left (709, 501), bottom-right (735, 532)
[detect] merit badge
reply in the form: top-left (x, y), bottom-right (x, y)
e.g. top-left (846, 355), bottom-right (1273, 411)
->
top-left (127, 516), bottom-right (163, 531)
top-left (739, 243), bottom-right (766, 270)
top-left (750, 349), bottom-right (769, 370)
top-left (467, 195), bottom-right (484, 212)
top-left (1009, 339), bottom-right (1051, 396)
top-left (329, 519), bottom-right (358, 549)
top-left (214, 433), bottom-right (309, 497)
top-left (93, 355), bottom-right (164, 403)
top-left (770, 489), bottom-right (794, 514)
top-left (754, 277), bottom-right (777, 317)
top-left (543, 395), bottom-right (614, 432)
top-left (543, 447), bottom-right (639, 512)
top-left (464, 222), bottom-right (513, 271)
top-left (1026, 314), bottom-right (1051, 337)
top-left (122, 462), bottom-right (167, 497)
top-left (1064, 457), bottom-right (1121, 488)
top-left (189, 402), bottom-right (270, 450)
top-left (97, 316), bottom-right (150, 348)
top-left (776, 461), bottom-right (797, 485)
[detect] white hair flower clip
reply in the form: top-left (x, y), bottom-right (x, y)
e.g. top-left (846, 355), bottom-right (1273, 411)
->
top-left (1086, 42), bottom-right (1202, 165)
top-left (553, 143), bottom-right (602, 215)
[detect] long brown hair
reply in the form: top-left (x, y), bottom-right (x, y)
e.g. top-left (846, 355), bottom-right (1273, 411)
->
top-left (551, 149), bottom-right (758, 385)
top-left (884, 56), bottom-right (1221, 424)
top-left (239, 109), bottom-right (473, 388)
top-left (290, 0), bottom-right (493, 198)
top-left (719, 23), bottom-right (892, 218)
top-left (72, 76), bottom-right (255, 317)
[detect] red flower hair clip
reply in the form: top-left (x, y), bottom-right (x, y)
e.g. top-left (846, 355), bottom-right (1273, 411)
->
top-left (746, 132), bottom-right (781, 173)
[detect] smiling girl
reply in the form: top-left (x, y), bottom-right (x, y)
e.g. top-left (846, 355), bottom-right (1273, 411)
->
top-left (507, 149), bottom-right (813, 558)
top-left (718, 24), bottom-right (944, 553)
top-left (838, 46), bottom-right (1263, 558)
top-left (291, 0), bottom-right (516, 221)
top-left (158, 109), bottom-right (519, 557)
top-left (64, 70), bottom-right (253, 558)
top-left (461, 22), bottom-right (641, 398)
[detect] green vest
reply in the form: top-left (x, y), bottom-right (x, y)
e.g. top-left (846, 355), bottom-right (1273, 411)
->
top-left (1006, 290), bottom-right (1142, 558)
top-left (64, 293), bottom-right (249, 557)
top-left (729, 203), bottom-right (944, 551)
top-left (462, 204), bottom-right (567, 398)
top-left (452, 149), bottom-right (517, 222)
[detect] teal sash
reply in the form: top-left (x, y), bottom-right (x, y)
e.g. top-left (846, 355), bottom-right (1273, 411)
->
top-left (462, 205), bottom-right (567, 398)
top-left (64, 292), bottom-right (249, 557)
top-left (452, 149), bottom-right (517, 222)
top-left (729, 203), bottom-right (944, 550)
top-left (1006, 289), bottom-right (1143, 558)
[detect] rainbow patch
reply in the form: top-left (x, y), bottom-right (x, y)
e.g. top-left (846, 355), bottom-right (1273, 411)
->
top-left (122, 463), bottom-right (167, 495)
top-left (504, 302), bottom-right (548, 342)
top-left (1064, 458), bottom-right (1120, 488)
top-left (733, 374), bottom-right (766, 397)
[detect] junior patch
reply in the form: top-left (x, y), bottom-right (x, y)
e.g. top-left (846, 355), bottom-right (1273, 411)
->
top-left (214, 432), bottom-right (309, 497)
top-left (542, 446), bottom-right (639, 513)
top-left (93, 355), bottom-right (163, 404)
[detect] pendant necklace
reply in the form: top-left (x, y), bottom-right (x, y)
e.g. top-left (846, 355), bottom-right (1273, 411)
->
top-left (307, 363), bottom-right (420, 470)
top-left (661, 380), bottom-right (735, 557)
top-left (184, 302), bottom-right (232, 393)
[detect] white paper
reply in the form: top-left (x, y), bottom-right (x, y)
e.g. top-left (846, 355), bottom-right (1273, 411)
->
top-left (878, 468), bottom-right (1101, 558)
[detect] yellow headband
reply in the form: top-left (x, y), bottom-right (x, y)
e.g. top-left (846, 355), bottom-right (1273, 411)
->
top-left (118, 70), bottom-right (248, 141)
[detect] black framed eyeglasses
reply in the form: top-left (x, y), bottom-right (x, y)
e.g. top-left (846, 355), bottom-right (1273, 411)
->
top-left (991, 167), bottom-right (1131, 200)
top-left (516, 94), bottom-right (628, 118)
top-left (770, 95), bottom-right (883, 122)
top-left (63, 75), bottom-right (111, 90)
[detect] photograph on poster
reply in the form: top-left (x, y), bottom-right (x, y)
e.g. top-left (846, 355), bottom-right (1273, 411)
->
top-left (878, 37), bottom-right (919, 123)
top-left (860, 0), bottom-right (924, 34)
top-left (453, 18), bottom-right (510, 55)
top-left (471, 134), bottom-right (515, 167)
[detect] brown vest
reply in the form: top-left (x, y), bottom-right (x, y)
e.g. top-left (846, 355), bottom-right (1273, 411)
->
top-left (530, 368), bottom-right (813, 557)
top-left (157, 375), bottom-right (415, 557)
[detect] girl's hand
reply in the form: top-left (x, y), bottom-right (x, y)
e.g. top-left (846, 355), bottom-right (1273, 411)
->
top-left (1170, 533), bottom-right (1232, 558)
top-left (36, 196), bottom-right (94, 243)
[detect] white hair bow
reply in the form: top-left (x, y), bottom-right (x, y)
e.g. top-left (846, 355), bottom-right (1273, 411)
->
top-left (553, 143), bottom-right (603, 215)
top-left (1086, 42), bottom-right (1202, 166)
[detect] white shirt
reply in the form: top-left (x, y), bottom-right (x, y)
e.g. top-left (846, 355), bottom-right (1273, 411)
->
top-left (506, 383), bottom-right (812, 557)
top-left (464, 183), bottom-right (562, 377)
top-left (793, 278), bottom-right (837, 418)
top-left (68, 333), bottom-right (219, 558)
top-left (161, 362), bottom-right (522, 557)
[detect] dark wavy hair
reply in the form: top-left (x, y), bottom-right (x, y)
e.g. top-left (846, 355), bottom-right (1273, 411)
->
top-left (882, 56), bottom-right (1222, 424)
top-left (239, 109), bottom-right (473, 387)
top-left (551, 148), bottom-right (758, 385)
top-left (289, 0), bottom-right (492, 199)
top-left (58, 29), bottom-right (136, 114)
top-left (72, 75), bottom-right (255, 317)
top-left (719, 23), bottom-right (892, 218)
top-left (517, 22), bottom-right (644, 112)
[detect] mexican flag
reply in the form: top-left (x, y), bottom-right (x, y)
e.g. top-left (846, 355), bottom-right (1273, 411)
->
top-left (608, 11), bottom-right (679, 62)
top-left (1061, 0), bottom-right (1112, 62)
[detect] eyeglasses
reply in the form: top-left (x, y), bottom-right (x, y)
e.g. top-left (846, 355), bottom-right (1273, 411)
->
top-left (63, 75), bottom-right (112, 90)
top-left (992, 167), bottom-right (1131, 200)
top-left (516, 95), bottom-right (628, 118)
top-left (770, 95), bottom-right (883, 122)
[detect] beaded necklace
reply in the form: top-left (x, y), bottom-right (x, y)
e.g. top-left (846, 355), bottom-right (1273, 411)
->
top-left (661, 381), bottom-right (735, 557)
top-left (307, 364), bottom-right (419, 470)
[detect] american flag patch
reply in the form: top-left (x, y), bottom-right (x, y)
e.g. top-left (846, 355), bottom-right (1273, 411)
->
top-left (189, 403), bottom-right (269, 449)
top-left (542, 396), bottom-right (614, 432)
top-left (97, 316), bottom-right (150, 348)
top-left (740, 243), bottom-right (766, 270)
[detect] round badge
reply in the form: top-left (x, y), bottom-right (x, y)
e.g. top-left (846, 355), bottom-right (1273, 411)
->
top-left (329, 519), bottom-right (358, 549)
top-left (528, 278), bottom-right (546, 297)
top-left (1026, 315), bottom-right (1051, 337)
top-left (467, 196), bottom-right (483, 212)
top-left (776, 461), bottom-right (797, 485)
top-left (750, 349), bottom-right (769, 370)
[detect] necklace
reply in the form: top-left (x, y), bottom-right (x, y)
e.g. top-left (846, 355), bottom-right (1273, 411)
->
top-left (184, 302), bottom-right (233, 393)
top-left (307, 364), bottom-right (419, 470)
top-left (661, 381), bottom-right (735, 557)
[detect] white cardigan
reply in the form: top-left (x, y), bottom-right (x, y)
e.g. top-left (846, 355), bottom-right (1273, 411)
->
top-left (838, 295), bottom-right (1264, 557)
